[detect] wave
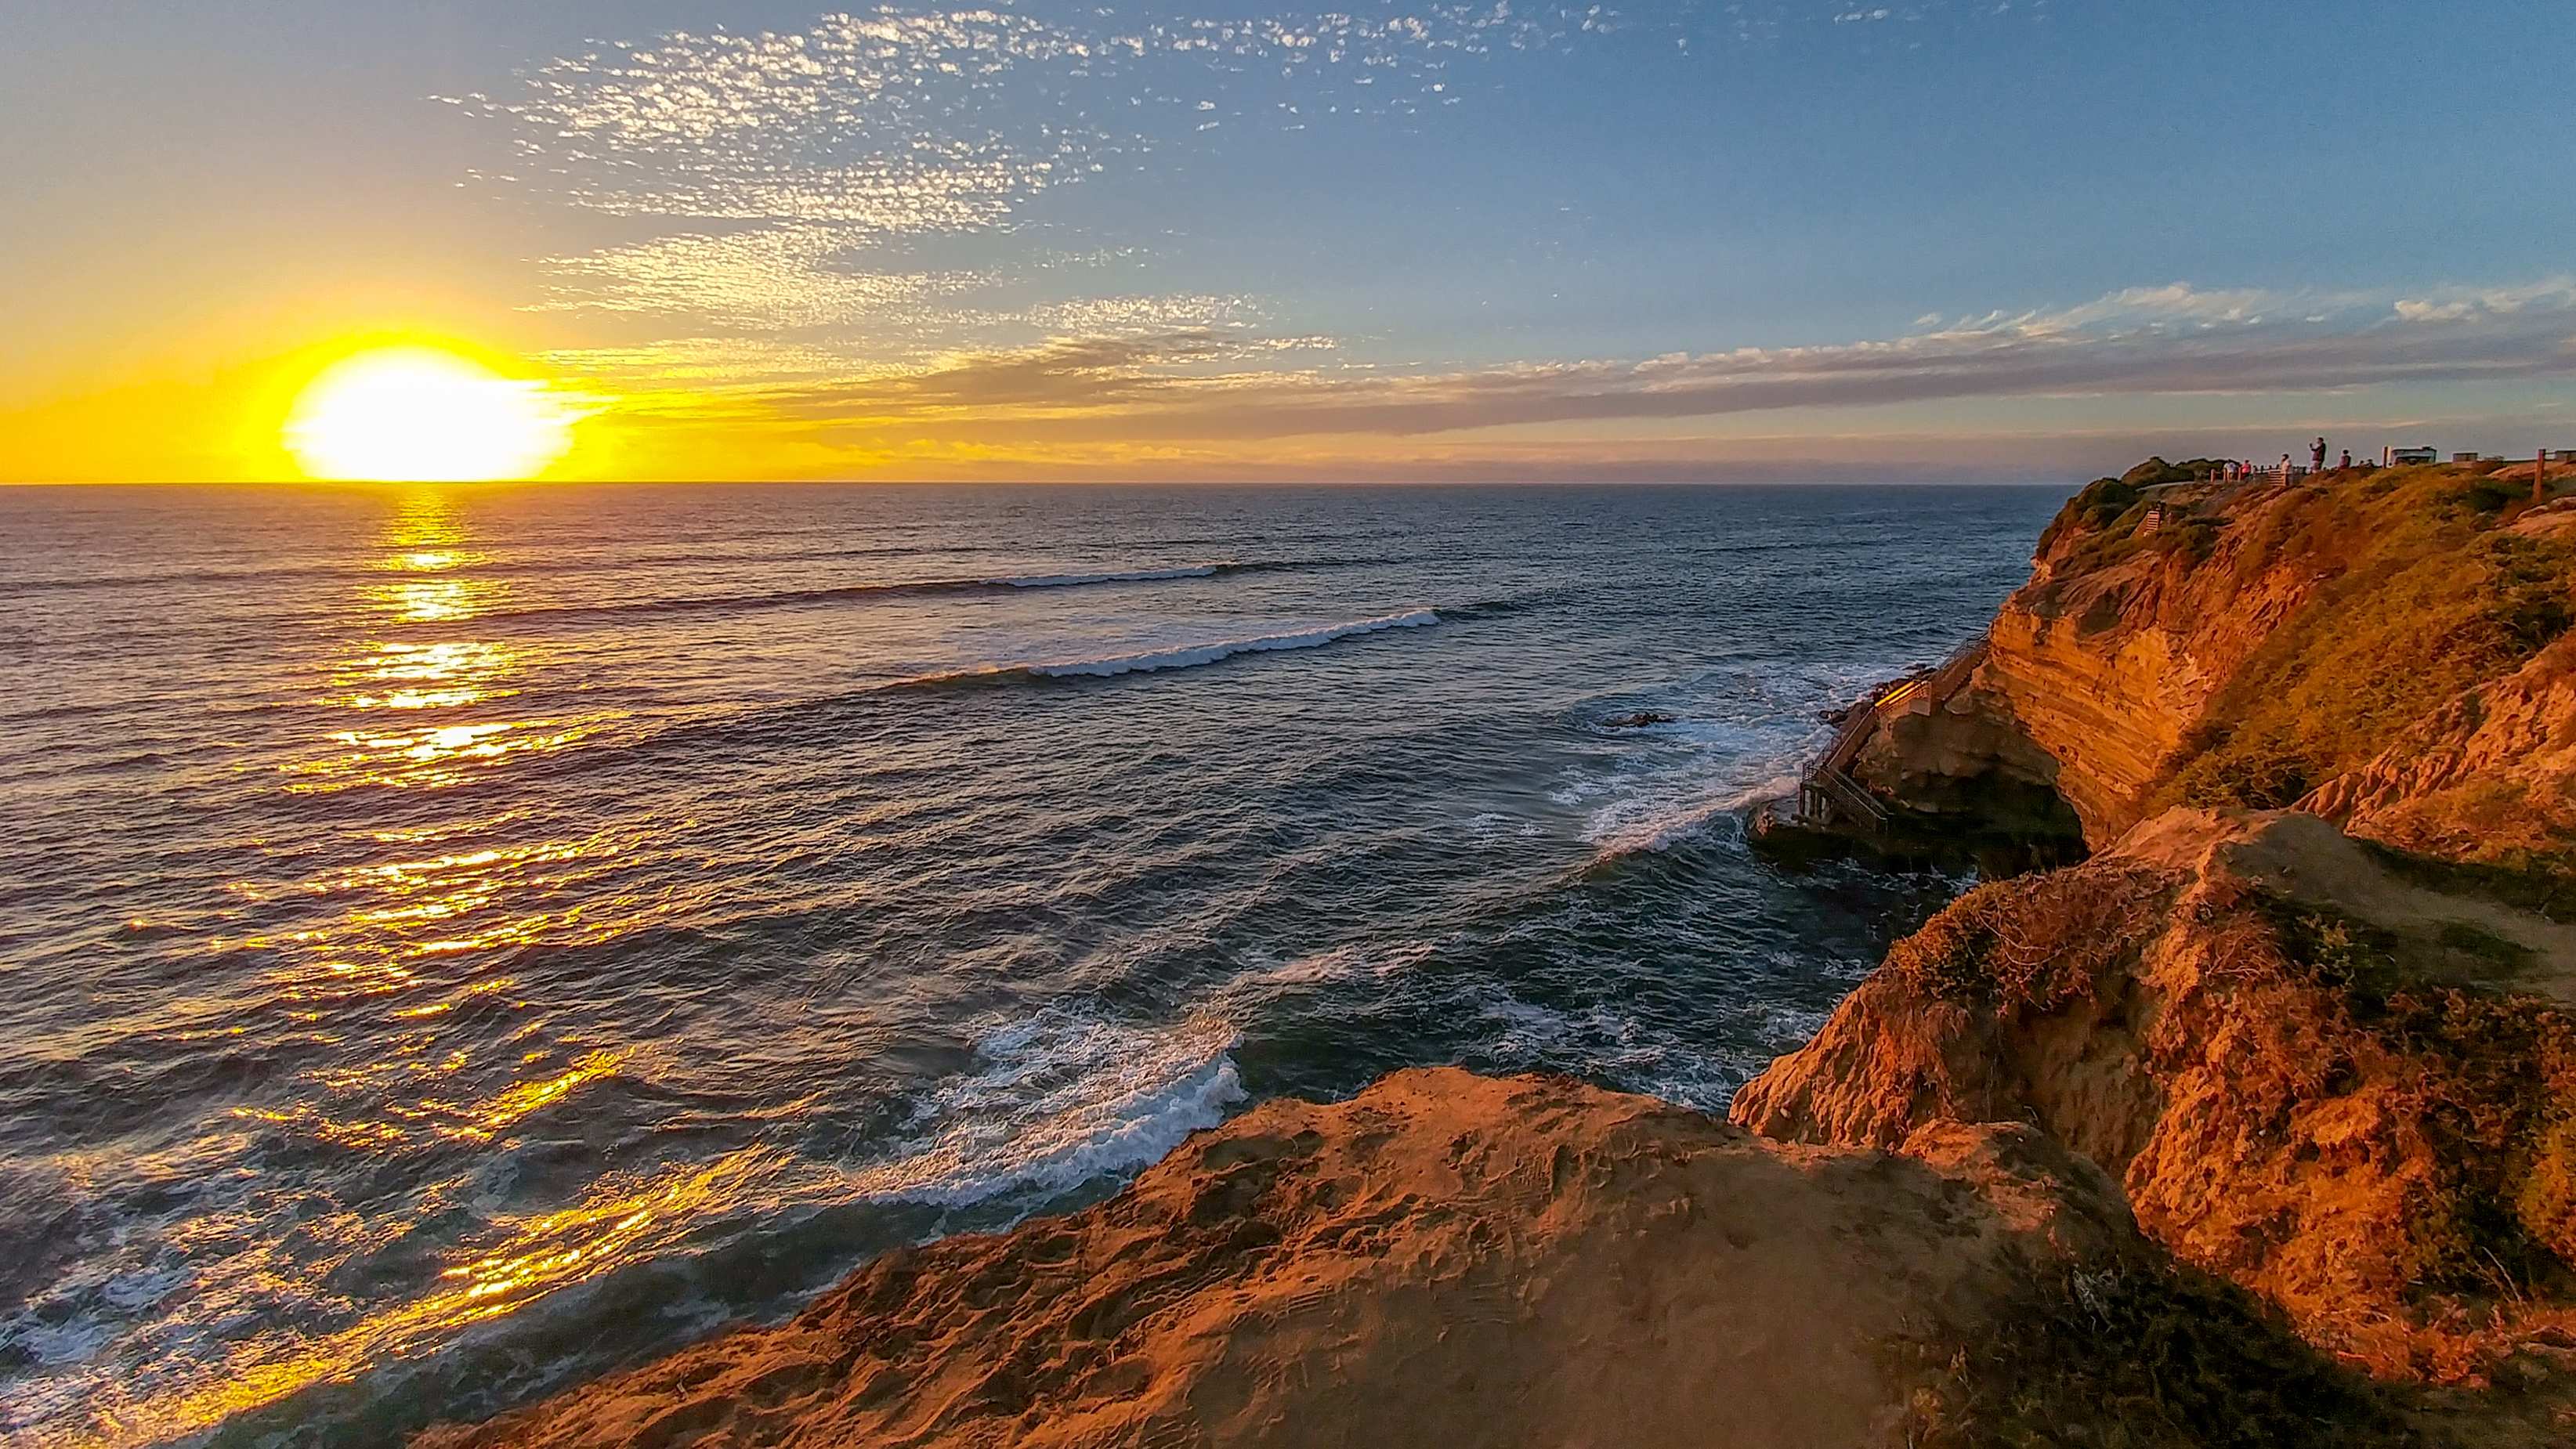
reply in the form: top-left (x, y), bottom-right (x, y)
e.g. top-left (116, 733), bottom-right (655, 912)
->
top-left (0, 540), bottom-right (1030, 598)
top-left (843, 1010), bottom-right (1245, 1208)
top-left (888, 609), bottom-right (1442, 688)
top-left (455, 559), bottom-right (1370, 628)
top-left (1577, 771), bottom-right (1800, 864)
top-left (993, 564), bottom-right (1223, 589)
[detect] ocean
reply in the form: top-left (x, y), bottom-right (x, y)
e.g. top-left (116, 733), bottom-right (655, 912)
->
top-left (0, 481), bottom-right (2058, 1445)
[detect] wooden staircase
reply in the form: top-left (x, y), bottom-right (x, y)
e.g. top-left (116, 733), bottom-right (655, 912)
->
top-left (1793, 636), bottom-right (1988, 835)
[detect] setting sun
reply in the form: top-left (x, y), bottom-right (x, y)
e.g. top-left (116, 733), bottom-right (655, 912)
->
top-left (285, 348), bottom-right (576, 482)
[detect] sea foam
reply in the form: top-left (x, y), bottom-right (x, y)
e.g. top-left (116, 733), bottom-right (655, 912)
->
top-left (844, 1011), bottom-right (1245, 1209)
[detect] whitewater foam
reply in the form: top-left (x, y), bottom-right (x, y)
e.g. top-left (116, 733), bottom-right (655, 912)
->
top-left (843, 1011), bottom-right (1245, 1209)
top-left (1579, 771), bottom-right (1800, 861)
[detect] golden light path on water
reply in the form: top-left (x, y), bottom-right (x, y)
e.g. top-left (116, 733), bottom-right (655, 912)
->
top-left (47, 489), bottom-right (754, 1446)
top-left (69, 1150), bottom-right (794, 1446)
top-left (284, 495), bottom-right (622, 793)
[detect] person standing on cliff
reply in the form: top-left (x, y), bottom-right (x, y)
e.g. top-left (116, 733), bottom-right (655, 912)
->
top-left (2312, 437), bottom-right (2328, 473)
top-left (2280, 453), bottom-right (2294, 478)
top-left (2339, 449), bottom-right (2352, 470)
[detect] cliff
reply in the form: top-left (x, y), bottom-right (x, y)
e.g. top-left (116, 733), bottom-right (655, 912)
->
top-left (422, 1070), bottom-right (2400, 1449)
top-left (1734, 810), bottom-right (2576, 1392)
top-left (1738, 460), bottom-right (2576, 1436)
top-left (1851, 461), bottom-right (2576, 868)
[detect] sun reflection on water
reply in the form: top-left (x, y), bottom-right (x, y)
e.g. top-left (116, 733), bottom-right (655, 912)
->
top-left (60, 1146), bottom-right (790, 1448)
top-left (279, 495), bottom-right (629, 791)
top-left (331, 639), bottom-right (523, 712)
top-left (22, 490), bottom-right (775, 1449)
top-left (365, 493), bottom-right (505, 624)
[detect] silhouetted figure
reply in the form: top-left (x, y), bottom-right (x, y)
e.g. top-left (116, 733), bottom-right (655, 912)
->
top-left (2339, 449), bottom-right (2352, 469)
top-left (2312, 438), bottom-right (2328, 472)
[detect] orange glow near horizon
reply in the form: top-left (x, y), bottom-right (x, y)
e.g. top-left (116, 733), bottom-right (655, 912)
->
top-left (285, 347), bottom-right (580, 482)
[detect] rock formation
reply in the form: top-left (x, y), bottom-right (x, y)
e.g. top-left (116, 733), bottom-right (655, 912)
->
top-left (1850, 465), bottom-right (2576, 864)
top-left (1734, 810), bottom-right (2576, 1396)
top-left (1742, 462), bottom-right (2576, 1439)
top-left (421, 1070), bottom-right (2397, 1449)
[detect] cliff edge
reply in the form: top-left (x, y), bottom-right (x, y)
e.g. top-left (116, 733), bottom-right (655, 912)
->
top-left (1739, 461), bottom-right (2576, 1437)
top-left (421, 1070), bottom-right (2397, 1449)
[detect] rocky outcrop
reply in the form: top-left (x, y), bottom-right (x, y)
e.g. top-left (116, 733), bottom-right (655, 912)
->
top-left (1848, 468), bottom-right (2576, 862)
top-left (1734, 809), bottom-right (2576, 1401)
top-left (2308, 631), bottom-right (2576, 870)
top-left (419, 1069), bottom-right (2400, 1449)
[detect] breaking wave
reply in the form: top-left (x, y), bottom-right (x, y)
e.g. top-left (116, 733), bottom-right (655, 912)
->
top-left (889, 609), bottom-right (1442, 688)
top-left (845, 1011), bottom-right (1245, 1208)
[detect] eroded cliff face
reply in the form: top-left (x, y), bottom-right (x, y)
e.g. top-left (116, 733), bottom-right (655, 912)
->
top-left (1733, 808), bottom-right (2576, 1400)
top-left (1852, 468), bottom-right (2576, 862)
top-left (418, 1070), bottom-right (2400, 1449)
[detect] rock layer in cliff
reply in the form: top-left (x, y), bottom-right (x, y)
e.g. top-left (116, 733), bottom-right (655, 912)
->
top-left (1851, 467), bottom-right (2576, 867)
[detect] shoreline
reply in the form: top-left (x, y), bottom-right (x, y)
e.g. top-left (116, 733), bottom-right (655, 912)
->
top-left (420, 457), bottom-right (2576, 1444)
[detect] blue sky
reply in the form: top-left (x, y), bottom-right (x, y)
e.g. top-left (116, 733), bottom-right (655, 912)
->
top-left (5, 0), bottom-right (2572, 480)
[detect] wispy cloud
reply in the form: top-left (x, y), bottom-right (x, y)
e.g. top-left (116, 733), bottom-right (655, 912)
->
top-left (730, 277), bottom-right (2576, 444)
top-left (447, 5), bottom-right (1586, 238)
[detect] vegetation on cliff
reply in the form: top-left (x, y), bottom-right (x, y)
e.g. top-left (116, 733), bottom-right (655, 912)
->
top-left (2155, 473), bottom-right (2573, 826)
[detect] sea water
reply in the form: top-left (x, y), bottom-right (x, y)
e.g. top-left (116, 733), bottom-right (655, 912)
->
top-left (0, 482), bottom-right (2057, 1444)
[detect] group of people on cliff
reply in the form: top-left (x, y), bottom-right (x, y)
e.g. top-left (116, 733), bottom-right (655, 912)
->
top-left (2217, 439), bottom-right (2350, 482)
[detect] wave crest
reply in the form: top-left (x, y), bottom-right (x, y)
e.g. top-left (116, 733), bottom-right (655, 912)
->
top-left (888, 609), bottom-right (1442, 689)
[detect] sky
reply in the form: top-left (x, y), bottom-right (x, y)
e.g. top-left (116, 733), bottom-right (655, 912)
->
top-left (4, 0), bottom-right (2573, 482)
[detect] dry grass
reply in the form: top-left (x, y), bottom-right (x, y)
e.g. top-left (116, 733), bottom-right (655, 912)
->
top-left (1894, 1257), bottom-right (2413, 1449)
top-left (2177, 894), bottom-right (2576, 1362)
top-left (1888, 866), bottom-right (2173, 1011)
top-left (2135, 469), bottom-right (2576, 814)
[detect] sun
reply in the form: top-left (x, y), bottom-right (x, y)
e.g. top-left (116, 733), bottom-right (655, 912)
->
top-left (286, 347), bottom-right (577, 482)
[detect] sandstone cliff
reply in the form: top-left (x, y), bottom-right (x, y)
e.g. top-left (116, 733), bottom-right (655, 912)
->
top-left (1745, 461), bottom-right (2576, 1437)
top-left (1852, 462), bottom-right (2576, 865)
top-left (421, 1070), bottom-right (2398, 1449)
top-left (1735, 809), bottom-right (2576, 1403)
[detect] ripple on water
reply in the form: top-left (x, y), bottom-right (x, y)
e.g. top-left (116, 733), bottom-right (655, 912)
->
top-left (0, 482), bottom-right (2059, 1446)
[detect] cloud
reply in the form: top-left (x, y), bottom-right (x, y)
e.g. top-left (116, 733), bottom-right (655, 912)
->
top-left (447, 4), bottom-right (1587, 239)
top-left (2393, 276), bottom-right (2576, 324)
top-left (533, 225), bottom-right (981, 331)
top-left (738, 277), bottom-right (2576, 443)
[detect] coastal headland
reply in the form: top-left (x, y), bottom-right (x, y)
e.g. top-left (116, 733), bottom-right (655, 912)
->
top-left (424, 461), bottom-right (2576, 1447)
